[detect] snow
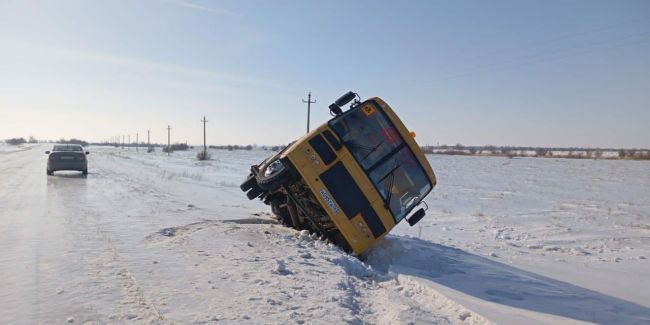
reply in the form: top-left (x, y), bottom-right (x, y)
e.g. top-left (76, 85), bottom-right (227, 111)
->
top-left (1, 144), bottom-right (649, 324)
top-left (0, 142), bottom-right (39, 154)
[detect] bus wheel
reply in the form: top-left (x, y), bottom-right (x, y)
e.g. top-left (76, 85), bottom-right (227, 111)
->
top-left (240, 174), bottom-right (257, 192)
top-left (256, 158), bottom-right (290, 191)
top-left (246, 186), bottom-right (264, 200)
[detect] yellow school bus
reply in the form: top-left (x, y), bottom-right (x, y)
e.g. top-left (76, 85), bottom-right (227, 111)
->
top-left (241, 92), bottom-right (437, 255)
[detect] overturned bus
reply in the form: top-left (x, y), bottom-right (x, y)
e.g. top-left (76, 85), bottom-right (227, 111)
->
top-left (241, 92), bottom-right (437, 255)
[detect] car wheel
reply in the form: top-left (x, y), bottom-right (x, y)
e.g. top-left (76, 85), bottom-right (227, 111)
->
top-left (47, 169), bottom-right (53, 176)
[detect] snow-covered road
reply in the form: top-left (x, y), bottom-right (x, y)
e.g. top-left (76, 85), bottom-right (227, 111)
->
top-left (1, 144), bottom-right (649, 324)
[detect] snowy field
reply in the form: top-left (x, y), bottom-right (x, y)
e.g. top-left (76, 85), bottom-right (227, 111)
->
top-left (0, 142), bottom-right (38, 154)
top-left (1, 144), bottom-right (649, 324)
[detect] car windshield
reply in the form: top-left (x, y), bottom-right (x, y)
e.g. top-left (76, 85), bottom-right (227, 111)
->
top-left (53, 145), bottom-right (83, 152)
top-left (329, 103), bottom-right (431, 222)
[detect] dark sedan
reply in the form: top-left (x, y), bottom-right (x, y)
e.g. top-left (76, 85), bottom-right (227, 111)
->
top-left (46, 144), bottom-right (89, 175)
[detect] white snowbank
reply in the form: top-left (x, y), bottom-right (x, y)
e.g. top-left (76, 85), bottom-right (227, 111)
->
top-left (2, 145), bottom-right (649, 324)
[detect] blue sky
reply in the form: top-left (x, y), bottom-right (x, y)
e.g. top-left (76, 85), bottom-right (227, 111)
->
top-left (1, 0), bottom-right (648, 147)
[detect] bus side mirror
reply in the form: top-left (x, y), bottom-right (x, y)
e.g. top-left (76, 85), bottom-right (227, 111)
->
top-left (407, 208), bottom-right (426, 226)
top-left (329, 103), bottom-right (343, 116)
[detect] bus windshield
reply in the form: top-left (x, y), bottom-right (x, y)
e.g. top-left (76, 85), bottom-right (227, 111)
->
top-left (329, 103), bottom-right (431, 222)
top-left (368, 147), bottom-right (431, 222)
top-left (329, 103), bottom-right (403, 169)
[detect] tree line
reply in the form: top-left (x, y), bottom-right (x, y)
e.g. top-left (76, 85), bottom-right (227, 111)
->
top-left (421, 144), bottom-right (650, 160)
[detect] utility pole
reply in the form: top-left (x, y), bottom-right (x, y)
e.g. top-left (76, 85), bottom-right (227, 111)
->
top-left (128, 134), bottom-right (130, 149)
top-left (136, 133), bottom-right (139, 152)
top-left (302, 91), bottom-right (316, 133)
top-left (147, 130), bottom-right (150, 151)
top-left (201, 116), bottom-right (208, 157)
top-left (166, 125), bottom-right (171, 156)
top-left (122, 135), bottom-right (125, 149)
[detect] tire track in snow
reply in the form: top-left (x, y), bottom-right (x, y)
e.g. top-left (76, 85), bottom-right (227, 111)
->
top-left (48, 169), bottom-right (170, 323)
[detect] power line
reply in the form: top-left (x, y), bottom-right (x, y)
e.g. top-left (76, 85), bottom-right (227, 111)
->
top-left (481, 15), bottom-right (650, 58)
top-left (416, 31), bottom-right (650, 85)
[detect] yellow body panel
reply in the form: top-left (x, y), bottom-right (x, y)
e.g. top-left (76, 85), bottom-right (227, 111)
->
top-left (280, 98), bottom-right (436, 255)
